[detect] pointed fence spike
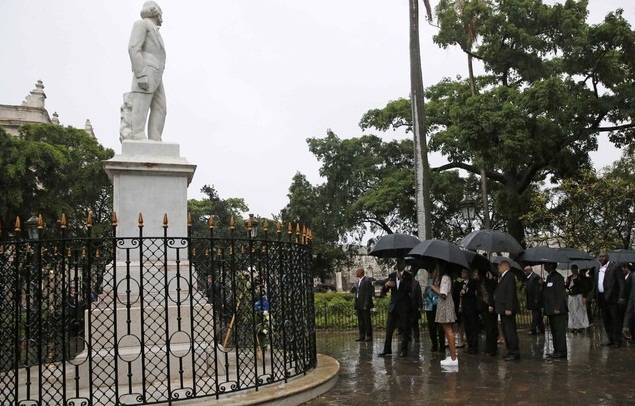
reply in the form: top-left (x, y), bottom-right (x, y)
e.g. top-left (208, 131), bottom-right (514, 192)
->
top-left (187, 212), bottom-right (193, 226)
top-left (60, 213), bottom-right (67, 229)
top-left (37, 214), bottom-right (44, 229)
top-left (111, 212), bottom-right (118, 226)
top-left (207, 216), bottom-right (214, 229)
top-left (14, 216), bottom-right (22, 233)
top-left (86, 210), bottom-right (94, 227)
top-left (163, 213), bottom-right (169, 228)
top-left (138, 212), bottom-right (144, 227)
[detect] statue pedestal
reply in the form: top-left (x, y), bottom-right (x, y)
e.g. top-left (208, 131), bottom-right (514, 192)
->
top-left (104, 140), bottom-right (196, 239)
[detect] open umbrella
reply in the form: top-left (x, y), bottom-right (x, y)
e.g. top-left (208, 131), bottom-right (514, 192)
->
top-left (517, 246), bottom-right (593, 265)
top-left (462, 249), bottom-right (493, 274)
top-left (608, 249), bottom-right (635, 264)
top-left (369, 233), bottom-right (420, 258)
top-left (459, 229), bottom-right (523, 257)
top-left (408, 240), bottom-right (470, 272)
top-left (490, 255), bottom-right (524, 278)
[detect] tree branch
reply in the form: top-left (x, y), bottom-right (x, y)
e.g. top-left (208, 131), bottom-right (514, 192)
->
top-left (432, 162), bottom-right (507, 184)
top-left (597, 123), bottom-right (634, 132)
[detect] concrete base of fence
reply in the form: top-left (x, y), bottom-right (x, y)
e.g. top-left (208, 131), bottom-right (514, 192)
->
top-left (157, 353), bottom-right (339, 406)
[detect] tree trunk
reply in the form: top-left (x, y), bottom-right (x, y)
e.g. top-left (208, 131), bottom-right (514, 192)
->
top-left (409, 0), bottom-right (433, 240)
top-left (467, 53), bottom-right (491, 229)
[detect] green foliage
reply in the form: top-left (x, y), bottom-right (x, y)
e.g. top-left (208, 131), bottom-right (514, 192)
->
top-left (524, 152), bottom-right (635, 252)
top-left (188, 185), bottom-right (249, 237)
top-left (361, 1), bottom-right (635, 243)
top-left (0, 125), bottom-right (114, 236)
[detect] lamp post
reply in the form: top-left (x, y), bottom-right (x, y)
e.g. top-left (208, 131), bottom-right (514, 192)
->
top-left (459, 197), bottom-right (477, 232)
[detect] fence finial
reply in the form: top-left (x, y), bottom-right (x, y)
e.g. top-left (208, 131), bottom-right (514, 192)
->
top-left (37, 214), bottom-right (44, 229)
top-left (276, 222), bottom-right (282, 234)
top-left (187, 212), bottom-right (193, 226)
top-left (262, 219), bottom-right (269, 233)
top-left (86, 210), bottom-right (93, 228)
top-left (14, 216), bottom-right (21, 233)
top-left (207, 215), bottom-right (214, 229)
top-left (111, 212), bottom-right (118, 226)
top-left (60, 213), bottom-right (67, 229)
top-left (163, 213), bottom-right (169, 228)
top-left (138, 212), bottom-right (144, 227)
top-left (287, 222), bottom-right (292, 235)
top-left (230, 215), bottom-right (236, 231)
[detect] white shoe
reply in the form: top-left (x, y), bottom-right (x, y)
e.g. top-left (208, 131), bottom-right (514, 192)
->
top-left (440, 357), bottom-right (458, 367)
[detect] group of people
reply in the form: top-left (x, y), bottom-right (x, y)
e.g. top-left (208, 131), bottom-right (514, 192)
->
top-left (352, 252), bottom-right (635, 367)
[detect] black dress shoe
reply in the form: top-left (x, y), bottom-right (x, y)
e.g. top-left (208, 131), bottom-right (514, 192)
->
top-left (603, 342), bottom-right (615, 347)
top-left (378, 352), bottom-right (392, 357)
top-left (504, 354), bottom-right (520, 361)
top-left (364, 337), bottom-right (373, 342)
top-left (399, 350), bottom-right (408, 357)
top-left (431, 345), bottom-right (438, 352)
top-left (355, 338), bottom-right (365, 342)
top-left (551, 352), bottom-right (567, 359)
top-left (528, 331), bottom-right (537, 336)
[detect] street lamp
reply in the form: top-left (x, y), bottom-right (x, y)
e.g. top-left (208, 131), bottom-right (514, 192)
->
top-left (25, 215), bottom-right (40, 240)
top-left (247, 213), bottom-right (259, 238)
top-left (459, 198), bottom-right (477, 231)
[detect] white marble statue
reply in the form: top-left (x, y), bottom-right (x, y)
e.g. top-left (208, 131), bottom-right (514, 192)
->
top-left (120, 1), bottom-right (166, 142)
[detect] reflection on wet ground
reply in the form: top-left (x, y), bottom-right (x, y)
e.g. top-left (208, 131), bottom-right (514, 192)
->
top-left (307, 328), bottom-right (635, 405)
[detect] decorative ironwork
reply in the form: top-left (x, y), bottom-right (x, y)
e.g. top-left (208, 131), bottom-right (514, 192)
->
top-left (0, 214), bottom-right (316, 405)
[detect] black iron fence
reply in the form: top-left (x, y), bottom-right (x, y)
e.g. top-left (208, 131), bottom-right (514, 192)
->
top-left (0, 215), bottom-right (316, 405)
top-left (314, 295), bottom-right (601, 331)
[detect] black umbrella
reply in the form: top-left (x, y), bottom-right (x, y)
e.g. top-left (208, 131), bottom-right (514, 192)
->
top-left (459, 229), bottom-right (524, 256)
top-left (408, 240), bottom-right (470, 271)
top-left (462, 249), bottom-right (493, 274)
top-left (558, 259), bottom-right (601, 271)
top-left (608, 249), bottom-right (635, 264)
top-left (369, 233), bottom-right (420, 258)
top-left (517, 246), bottom-right (592, 265)
top-left (490, 255), bottom-right (524, 278)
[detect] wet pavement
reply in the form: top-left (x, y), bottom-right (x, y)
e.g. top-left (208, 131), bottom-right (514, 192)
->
top-left (306, 329), bottom-right (635, 405)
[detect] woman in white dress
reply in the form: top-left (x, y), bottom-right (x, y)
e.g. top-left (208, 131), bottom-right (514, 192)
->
top-left (431, 266), bottom-right (458, 366)
top-left (566, 265), bottom-right (590, 332)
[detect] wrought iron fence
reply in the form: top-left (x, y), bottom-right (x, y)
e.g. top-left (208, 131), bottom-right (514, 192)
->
top-left (0, 214), bottom-right (316, 405)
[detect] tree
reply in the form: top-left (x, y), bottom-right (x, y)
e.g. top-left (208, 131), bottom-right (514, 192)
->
top-left (524, 152), bottom-right (635, 252)
top-left (362, 1), bottom-right (635, 244)
top-left (408, 0), bottom-right (435, 239)
top-left (0, 124), bottom-right (114, 236)
top-left (187, 185), bottom-right (249, 237)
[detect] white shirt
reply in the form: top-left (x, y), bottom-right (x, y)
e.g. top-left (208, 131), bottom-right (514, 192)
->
top-left (356, 276), bottom-right (364, 298)
top-left (598, 263), bottom-right (608, 293)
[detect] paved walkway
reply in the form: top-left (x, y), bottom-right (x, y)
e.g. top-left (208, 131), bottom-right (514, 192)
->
top-left (306, 329), bottom-right (635, 405)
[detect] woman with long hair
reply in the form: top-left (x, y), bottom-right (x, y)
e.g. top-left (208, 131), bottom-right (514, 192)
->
top-left (431, 264), bottom-right (458, 366)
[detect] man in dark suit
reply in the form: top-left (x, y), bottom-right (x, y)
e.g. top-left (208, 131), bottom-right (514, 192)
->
top-left (410, 271), bottom-right (423, 343)
top-left (379, 268), bottom-right (415, 357)
top-left (523, 266), bottom-right (545, 335)
top-left (354, 268), bottom-right (374, 342)
top-left (494, 259), bottom-right (520, 361)
top-left (621, 263), bottom-right (635, 339)
top-left (595, 253), bottom-right (626, 347)
top-left (543, 263), bottom-right (568, 359)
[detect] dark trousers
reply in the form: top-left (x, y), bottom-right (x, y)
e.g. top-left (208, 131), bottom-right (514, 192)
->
top-left (411, 311), bottom-right (421, 342)
top-left (501, 314), bottom-right (519, 356)
top-left (530, 308), bottom-right (545, 333)
top-left (598, 293), bottom-right (622, 345)
top-left (548, 313), bottom-right (568, 355)
top-left (463, 311), bottom-right (480, 352)
top-left (356, 308), bottom-right (372, 339)
top-left (383, 311), bottom-right (410, 354)
top-left (425, 309), bottom-right (444, 350)
top-left (483, 310), bottom-right (498, 355)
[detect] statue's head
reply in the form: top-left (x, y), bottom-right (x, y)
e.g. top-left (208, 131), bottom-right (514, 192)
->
top-left (141, 1), bottom-right (163, 26)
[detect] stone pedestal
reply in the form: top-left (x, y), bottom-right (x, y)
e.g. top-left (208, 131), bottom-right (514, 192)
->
top-left (104, 140), bottom-right (196, 239)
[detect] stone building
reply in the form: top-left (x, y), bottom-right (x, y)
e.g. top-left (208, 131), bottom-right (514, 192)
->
top-left (0, 80), bottom-right (95, 137)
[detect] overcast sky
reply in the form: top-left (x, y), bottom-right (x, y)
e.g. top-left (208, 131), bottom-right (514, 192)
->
top-left (1, 1), bottom-right (632, 218)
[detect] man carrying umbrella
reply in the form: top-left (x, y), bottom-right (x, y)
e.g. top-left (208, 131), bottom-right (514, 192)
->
top-left (379, 265), bottom-right (415, 357)
top-left (523, 266), bottom-right (545, 335)
top-left (543, 262), bottom-right (568, 359)
top-left (494, 259), bottom-right (520, 361)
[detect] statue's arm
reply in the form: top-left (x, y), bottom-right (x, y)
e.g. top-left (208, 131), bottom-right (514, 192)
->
top-left (128, 20), bottom-right (148, 78)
